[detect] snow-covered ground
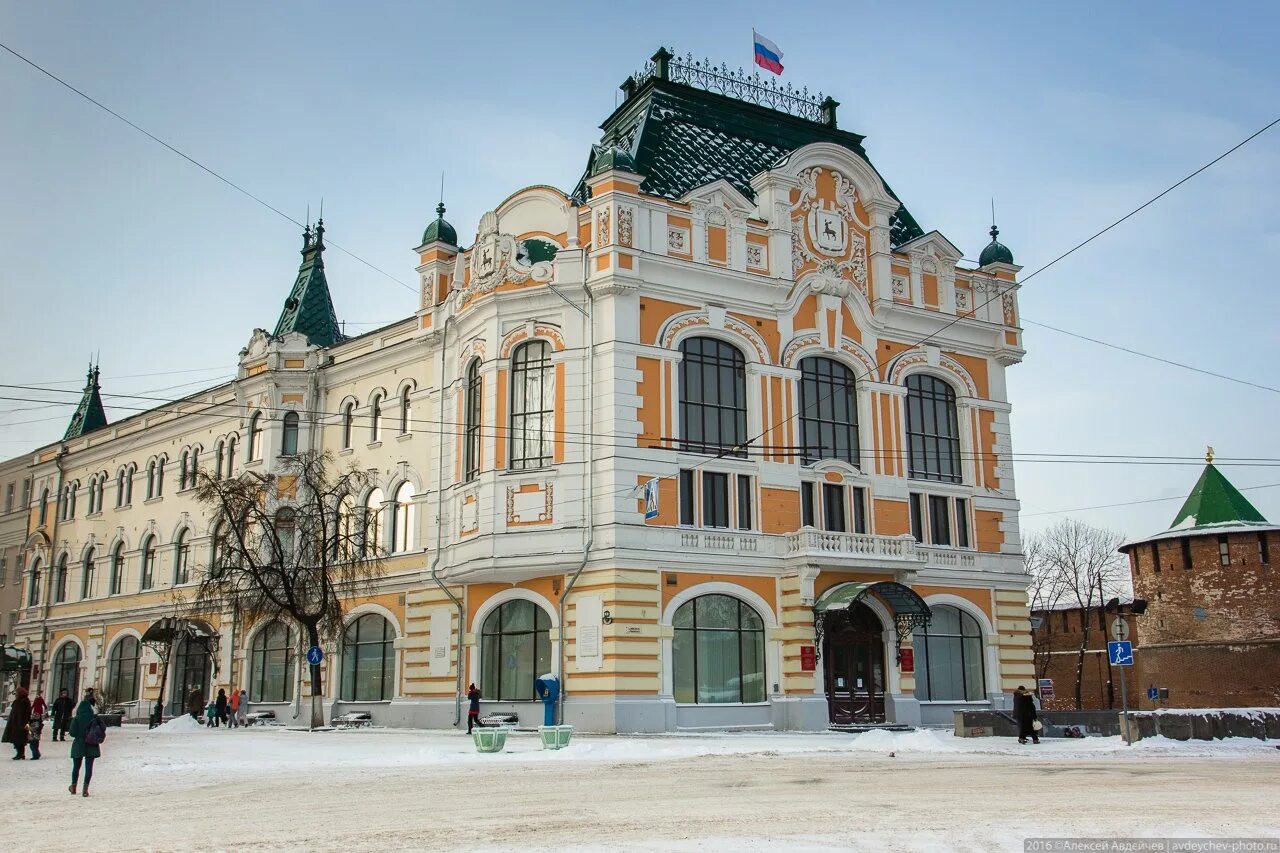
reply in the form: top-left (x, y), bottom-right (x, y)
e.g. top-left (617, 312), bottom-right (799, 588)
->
top-left (3, 724), bottom-right (1278, 851)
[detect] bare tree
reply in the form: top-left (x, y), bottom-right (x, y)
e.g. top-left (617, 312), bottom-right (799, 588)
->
top-left (1025, 536), bottom-right (1069, 685)
top-left (1025, 519), bottom-right (1129, 709)
top-left (189, 451), bottom-right (384, 729)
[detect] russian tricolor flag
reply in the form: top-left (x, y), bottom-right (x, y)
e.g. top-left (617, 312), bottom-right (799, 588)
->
top-left (753, 30), bottom-right (784, 75)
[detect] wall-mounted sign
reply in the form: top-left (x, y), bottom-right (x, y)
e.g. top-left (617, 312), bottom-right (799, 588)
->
top-left (897, 648), bottom-right (914, 673)
top-left (800, 645), bottom-right (816, 672)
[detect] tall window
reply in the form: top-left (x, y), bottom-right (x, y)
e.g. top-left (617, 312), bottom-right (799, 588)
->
top-left (155, 457), bottom-right (165, 497)
top-left (179, 450), bottom-right (190, 490)
top-left (81, 548), bottom-right (96, 600)
top-left (174, 530), bottom-right (191, 585)
top-left (247, 413), bottom-right (262, 461)
top-left (53, 554), bottom-right (68, 603)
top-left (336, 495), bottom-right (357, 560)
top-left (214, 441), bottom-right (224, 480)
top-left (510, 341), bottom-right (553, 470)
top-left (800, 357), bottom-right (859, 465)
top-left (480, 600), bottom-right (551, 701)
top-left (281, 411), bottom-right (300, 456)
top-left (140, 536), bottom-right (156, 590)
top-left (51, 643), bottom-right (81, 698)
top-left (912, 605), bottom-right (985, 702)
top-left (250, 622), bottom-right (294, 703)
top-left (392, 482), bottom-right (414, 554)
top-left (369, 394), bottom-right (382, 443)
top-left (146, 461), bottom-right (157, 500)
top-left (276, 508), bottom-right (297, 562)
top-left (679, 337), bottom-right (746, 456)
top-left (905, 374), bottom-right (961, 483)
top-left (39, 488), bottom-right (49, 525)
top-left (341, 402), bottom-right (354, 449)
top-left (225, 436), bottom-right (237, 476)
top-left (189, 447), bottom-right (199, 482)
top-left (116, 470), bottom-right (126, 508)
top-left (364, 489), bottom-right (384, 555)
top-left (105, 636), bottom-right (140, 704)
top-left (340, 614), bottom-right (395, 701)
top-left (672, 594), bottom-right (765, 704)
top-left (211, 521), bottom-right (230, 576)
top-left (27, 558), bottom-right (41, 606)
top-left (109, 544), bottom-right (124, 595)
top-left (400, 387), bottom-right (412, 434)
top-left (464, 360), bottom-right (482, 482)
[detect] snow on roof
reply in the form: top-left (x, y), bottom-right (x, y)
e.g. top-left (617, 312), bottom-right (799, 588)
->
top-left (1120, 520), bottom-right (1280, 551)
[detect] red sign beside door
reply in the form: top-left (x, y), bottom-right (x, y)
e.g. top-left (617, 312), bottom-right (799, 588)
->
top-left (800, 645), bottom-right (816, 672)
top-left (897, 648), bottom-right (915, 673)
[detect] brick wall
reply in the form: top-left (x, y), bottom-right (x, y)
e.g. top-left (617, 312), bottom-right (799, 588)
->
top-left (1032, 605), bottom-right (1142, 710)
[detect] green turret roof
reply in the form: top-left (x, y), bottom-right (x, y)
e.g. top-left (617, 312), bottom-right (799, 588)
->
top-left (421, 202), bottom-right (458, 247)
top-left (64, 364), bottom-right (108, 440)
top-left (978, 224), bottom-right (1014, 266)
top-left (1168, 459), bottom-right (1269, 531)
top-left (273, 220), bottom-right (344, 349)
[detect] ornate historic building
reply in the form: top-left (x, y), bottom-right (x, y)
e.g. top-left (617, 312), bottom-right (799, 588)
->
top-left (8, 49), bottom-right (1031, 731)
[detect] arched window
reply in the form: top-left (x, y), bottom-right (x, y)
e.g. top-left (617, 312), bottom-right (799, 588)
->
top-left (81, 548), bottom-right (96, 600)
top-left (510, 341), bottom-right (553, 470)
top-left (679, 337), bottom-right (747, 457)
top-left (116, 470), bottom-right (126, 508)
top-left (336, 494), bottom-right (357, 560)
top-left (250, 622), bottom-right (294, 703)
top-left (799, 356), bottom-right (860, 465)
top-left (190, 447), bottom-right (200, 482)
top-left (912, 605), bottom-right (986, 701)
top-left (140, 536), bottom-right (157, 590)
top-left (211, 521), bottom-right (230, 576)
top-left (481, 599), bottom-right (552, 701)
top-left (27, 558), bottom-right (41, 607)
top-left (214, 441), bottom-right (225, 480)
top-left (340, 614), bottom-right (395, 701)
top-left (364, 489), bottom-right (384, 555)
top-left (179, 450), bottom-right (190, 490)
top-left (155, 457), bottom-right (165, 497)
top-left (399, 386), bottom-right (412, 434)
top-left (281, 411), bottom-right (300, 456)
top-left (51, 643), bottom-right (81, 698)
top-left (145, 461), bottom-right (157, 500)
top-left (369, 394), bottom-right (383, 443)
top-left (125, 465), bottom-right (135, 505)
top-left (53, 553), bottom-right (68, 603)
top-left (39, 488), bottom-right (49, 525)
top-left (108, 544), bottom-right (124, 596)
top-left (672, 594), bottom-right (766, 704)
top-left (341, 402), bottom-right (354, 449)
top-left (464, 359), bottom-right (482, 482)
top-left (276, 508), bottom-right (296, 561)
top-left (247, 412), bottom-right (262, 462)
top-left (174, 530), bottom-right (191, 585)
top-left (225, 435), bottom-right (238, 476)
top-left (905, 374), bottom-right (961, 483)
top-left (391, 482), bottom-right (414, 554)
top-left (105, 636), bottom-right (140, 704)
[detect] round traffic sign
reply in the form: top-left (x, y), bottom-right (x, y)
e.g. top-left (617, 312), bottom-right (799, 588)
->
top-left (1110, 618), bottom-right (1130, 642)
top-left (306, 645), bottom-right (324, 666)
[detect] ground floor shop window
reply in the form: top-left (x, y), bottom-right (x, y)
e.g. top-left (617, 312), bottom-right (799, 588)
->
top-left (480, 599), bottom-right (551, 701)
top-left (672, 594), bottom-right (766, 704)
top-left (171, 636), bottom-right (212, 715)
top-left (912, 604), bottom-right (985, 701)
top-left (51, 643), bottom-right (81, 698)
top-left (341, 614), bottom-right (395, 702)
top-left (105, 636), bottom-right (140, 704)
top-left (250, 622), bottom-right (294, 703)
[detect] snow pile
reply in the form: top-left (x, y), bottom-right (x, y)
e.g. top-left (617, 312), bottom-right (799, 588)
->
top-left (847, 728), bottom-right (962, 753)
top-left (151, 714), bottom-right (205, 734)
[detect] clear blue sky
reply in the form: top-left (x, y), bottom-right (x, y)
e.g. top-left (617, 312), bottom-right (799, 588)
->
top-left (2, 2), bottom-right (1277, 539)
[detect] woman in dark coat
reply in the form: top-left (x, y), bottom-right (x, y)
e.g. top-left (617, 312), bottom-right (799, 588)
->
top-left (3, 686), bottom-right (32, 759)
top-left (466, 684), bottom-right (482, 734)
top-left (187, 688), bottom-right (204, 721)
top-left (69, 694), bottom-right (101, 797)
top-left (1013, 685), bottom-right (1040, 744)
top-left (214, 688), bottom-right (228, 727)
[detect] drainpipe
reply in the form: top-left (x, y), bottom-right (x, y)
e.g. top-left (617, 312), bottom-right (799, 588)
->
top-left (557, 244), bottom-right (594, 725)
top-left (427, 313), bottom-right (466, 727)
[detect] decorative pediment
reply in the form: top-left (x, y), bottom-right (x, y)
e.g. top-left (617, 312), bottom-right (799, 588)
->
top-left (898, 230), bottom-right (962, 271)
top-left (679, 179), bottom-right (756, 217)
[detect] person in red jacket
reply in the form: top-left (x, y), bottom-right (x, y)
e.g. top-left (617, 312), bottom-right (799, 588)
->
top-left (31, 690), bottom-right (47, 719)
top-left (228, 688), bottom-right (241, 729)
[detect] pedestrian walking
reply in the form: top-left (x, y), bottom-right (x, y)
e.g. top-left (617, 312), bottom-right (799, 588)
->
top-left (186, 688), bottom-right (204, 721)
top-left (215, 688), bottom-right (228, 727)
top-left (2, 687), bottom-right (32, 760)
top-left (51, 688), bottom-right (75, 741)
top-left (27, 706), bottom-right (43, 760)
top-left (466, 683), bottom-right (482, 734)
top-left (227, 687), bottom-right (240, 728)
top-left (235, 690), bottom-right (248, 728)
top-left (204, 700), bottom-right (217, 727)
top-left (32, 690), bottom-right (47, 720)
top-left (1013, 685), bottom-right (1040, 744)
top-left (69, 692), bottom-right (103, 797)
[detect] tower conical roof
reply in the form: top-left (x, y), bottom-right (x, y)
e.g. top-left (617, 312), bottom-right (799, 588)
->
top-left (64, 364), bottom-right (108, 440)
top-left (1169, 459), bottom-right (1269, 530)
top-left (273, 220), bottom-right (344, 348)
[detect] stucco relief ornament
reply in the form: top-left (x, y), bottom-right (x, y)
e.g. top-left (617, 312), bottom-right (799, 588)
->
top-left (892, 275), bottom-right (907, 297)
top-left (955, 288), bottom-right (970, 311)
top-left (617, 207), bottom-right (634, 247)
top-left (1002, 291), bottom-right (1016, 325)
top-left (465, 211), bottom-right (552, 299)
top-left (597, 207), bottom-right (612, 246)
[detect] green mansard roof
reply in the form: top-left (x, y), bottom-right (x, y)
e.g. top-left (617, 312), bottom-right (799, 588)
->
top-left (572, 52), bottom-right (925, 248)
top-left (63, 364), bottom-right (108, 440)
top-left (273, 220), bottom-right (344, 349)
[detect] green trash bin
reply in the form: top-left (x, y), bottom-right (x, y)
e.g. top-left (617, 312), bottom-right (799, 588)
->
top-left (473, 726), bottom-right (509, 753)
top-left (538, 724), bottom-right (573, 750)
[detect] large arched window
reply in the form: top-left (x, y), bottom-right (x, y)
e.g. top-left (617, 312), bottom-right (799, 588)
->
top-left (108, 544), bottom-right (124, 596)
top-left (480, 599), bottom-right (552, 701)
top-left (463, 359), bottom-right (483, 482)
top-left (679, 337), bottom-right (747, 456)
top-left (341, 402), bottom-right (354, 449)
top-left (799, 356), bottom-right (859, 465)
top-left (281, 411), bottom-right (300, 456)
top-left (105, 636), bottom-right (140, 704)
top-left (140, 536), bottom-right (157, 590)
top-left (399, 386), bottom-right (412, 434)
top-left (53, 553), bottom-right (69, 603)
top-left (247, 412), bottom-right (262, 462)
top-left (912, 605), bottom-right (986, 702)
top-left (174, 530), bottom-right (191, 585)
top-left (364, 489), bottom-right (384, 555)
top-left (391, 482), bottom-right (414, 554)
top-left (27, 557), bottom-right (41, 607)
top-left (672, 594), bottom-right (765, 704)
top-left (510, 341), bottom-right (553, 470)
top-left (340, 614), bottom-right (395, 701)
top-left (369, 394), bottom-right (383, 443)
top-left (905, 374), bottom-right (961, 483)
top-left (80, 548), bottom-right (96, 600)
top-left (51, 643), bottom-right (81, 698)
top-left (250, 622), bottom-right (294, 703)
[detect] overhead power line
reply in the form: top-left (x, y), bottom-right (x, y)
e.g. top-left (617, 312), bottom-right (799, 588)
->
top-left (1021, 482), bottom-right (1280, 519)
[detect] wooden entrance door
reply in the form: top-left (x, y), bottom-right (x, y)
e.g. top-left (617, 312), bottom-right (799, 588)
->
top-left (823, 604), bottom-right (886, 724)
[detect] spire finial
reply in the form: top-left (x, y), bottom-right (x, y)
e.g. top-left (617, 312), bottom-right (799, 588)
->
top-left (990, 198), bottom-right (999, 241)
top-left (1206, 445), bottom-right (1215, 464)
top-left (314, 217), bottom-right (325, 249)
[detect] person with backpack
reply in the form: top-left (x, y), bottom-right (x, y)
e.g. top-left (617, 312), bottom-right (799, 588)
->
top-left (51, 688), bottom-right (75, 741)
top-left (3, 687), bottom-right (32, 760)
top-left (69, 692), bottom-right (104, 797)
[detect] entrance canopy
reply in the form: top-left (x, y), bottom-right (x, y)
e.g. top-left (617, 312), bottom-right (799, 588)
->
top-left (814, 581), bottom-right (931, 645)
top-left (2, 645), bottom-right (33, 674)
top-left (141, 617), bottom-right (217, 645)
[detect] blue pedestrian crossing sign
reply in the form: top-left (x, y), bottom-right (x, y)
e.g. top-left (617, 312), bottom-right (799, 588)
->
top-left (1107, 640), bottom-right (1134, 666)
top-left (306, 645), bottom-right (324, 666)
top-left (1147, 686), bottom-right (1158, 701)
